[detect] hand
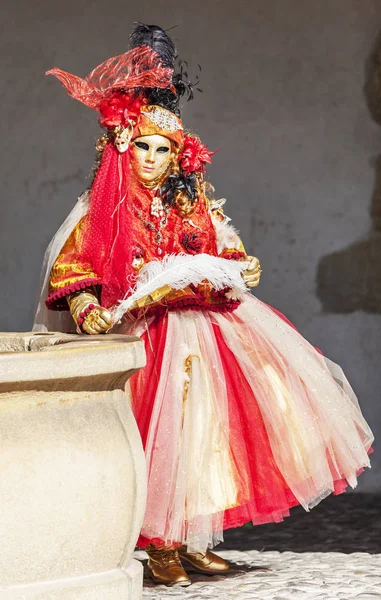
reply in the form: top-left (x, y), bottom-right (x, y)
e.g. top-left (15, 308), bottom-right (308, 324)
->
top-left (82, 306), bottom-right (113, 335)
top-left (67, 289), bottom-right (113, 335)
top-left (242, 256), bottom-right (262, 288)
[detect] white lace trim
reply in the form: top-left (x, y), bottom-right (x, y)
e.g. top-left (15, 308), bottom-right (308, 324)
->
top-left (141, 106), bottom-right (183, 132)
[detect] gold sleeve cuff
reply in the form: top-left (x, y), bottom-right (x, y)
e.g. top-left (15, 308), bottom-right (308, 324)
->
top-left (47, 217), bottom-right (101, 311)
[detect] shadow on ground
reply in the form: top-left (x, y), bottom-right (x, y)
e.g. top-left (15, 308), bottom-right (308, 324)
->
top-left (141, 561), bottom-right (271, 589)
top-left (220, 493), bottom-right (381, 554)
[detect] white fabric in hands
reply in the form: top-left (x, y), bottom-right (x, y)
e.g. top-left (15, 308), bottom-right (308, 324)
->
top-left (111, 254), bottom-right (250, 322)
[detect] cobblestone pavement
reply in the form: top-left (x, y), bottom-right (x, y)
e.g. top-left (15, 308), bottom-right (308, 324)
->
top-left (135, 494), bottom-right (381, 599)
top-left (136, 549), bottom-right (381, 599)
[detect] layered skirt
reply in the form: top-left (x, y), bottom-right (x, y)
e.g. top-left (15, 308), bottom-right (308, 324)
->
top-left (123, 293), bottom-right (373, 552)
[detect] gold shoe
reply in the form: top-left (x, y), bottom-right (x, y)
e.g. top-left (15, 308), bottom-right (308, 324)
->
top-left (178, 546), bottom-right (230, 574)
top-left (146, 545), bottom-right (191, 587)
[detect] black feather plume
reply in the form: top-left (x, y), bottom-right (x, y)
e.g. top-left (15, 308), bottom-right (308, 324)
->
top-left (129, 23), bottom-right (176, 69)
top-left (160, 173), bottom-right (198, 207)
top-left (129, 22), bottom-right (202, 116)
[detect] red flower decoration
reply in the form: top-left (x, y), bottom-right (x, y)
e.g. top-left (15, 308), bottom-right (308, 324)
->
top-left (99, 91), bottom-right (146, 128)
top-left (179, 136), bottom-right (216, 175)
top-left (180, 232), bottom-right (203, 255)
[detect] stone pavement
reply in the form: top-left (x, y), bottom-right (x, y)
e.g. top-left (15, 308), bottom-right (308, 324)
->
top-left (134, 494), bottom-right (381, 599)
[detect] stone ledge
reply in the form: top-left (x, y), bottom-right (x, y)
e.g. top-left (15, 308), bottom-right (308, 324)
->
top-left (0, 332), bottom-right (146, 392)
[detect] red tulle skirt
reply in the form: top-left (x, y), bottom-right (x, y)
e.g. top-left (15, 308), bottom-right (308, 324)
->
top-left (125, 295), bottom-right (373, 551)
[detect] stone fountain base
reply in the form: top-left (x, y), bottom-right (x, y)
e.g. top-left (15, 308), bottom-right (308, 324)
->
top-left (1, 563), bottom-right (142, 599)
top-left (0, 332), bottom-right (147, 600)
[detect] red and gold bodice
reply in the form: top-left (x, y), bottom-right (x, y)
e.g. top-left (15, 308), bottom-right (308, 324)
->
top-left (130, 182), bottom-right (218, 261)
top-left (46, 181), bottom-right (246, 315)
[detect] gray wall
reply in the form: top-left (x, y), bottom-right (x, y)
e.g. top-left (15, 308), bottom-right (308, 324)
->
top-left (1, 0), bottom-right (380, 490)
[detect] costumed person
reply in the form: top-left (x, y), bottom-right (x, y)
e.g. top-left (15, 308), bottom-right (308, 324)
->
top-left (34, 24), bottom-right (374, 588)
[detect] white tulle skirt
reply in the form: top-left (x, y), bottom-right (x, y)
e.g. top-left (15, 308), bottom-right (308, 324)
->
top-left (122, 293), bottom-right (373, 552)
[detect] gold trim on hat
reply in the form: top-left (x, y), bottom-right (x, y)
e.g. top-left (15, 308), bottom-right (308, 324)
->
top-left (141, 105), bottom-right (183, 133)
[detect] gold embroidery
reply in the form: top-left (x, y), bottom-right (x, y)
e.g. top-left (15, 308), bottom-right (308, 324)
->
top-left (49, 217), bottom-right (99, 294)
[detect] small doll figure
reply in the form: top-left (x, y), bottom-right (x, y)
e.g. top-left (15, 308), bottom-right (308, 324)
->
top-left (34, 24), bottom-right (373, 587)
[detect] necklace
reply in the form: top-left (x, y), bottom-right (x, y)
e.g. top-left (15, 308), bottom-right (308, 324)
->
top-left (133, 201), bottom-right (170, 256)
top-left (134, 174), bottom-right (171, 256)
